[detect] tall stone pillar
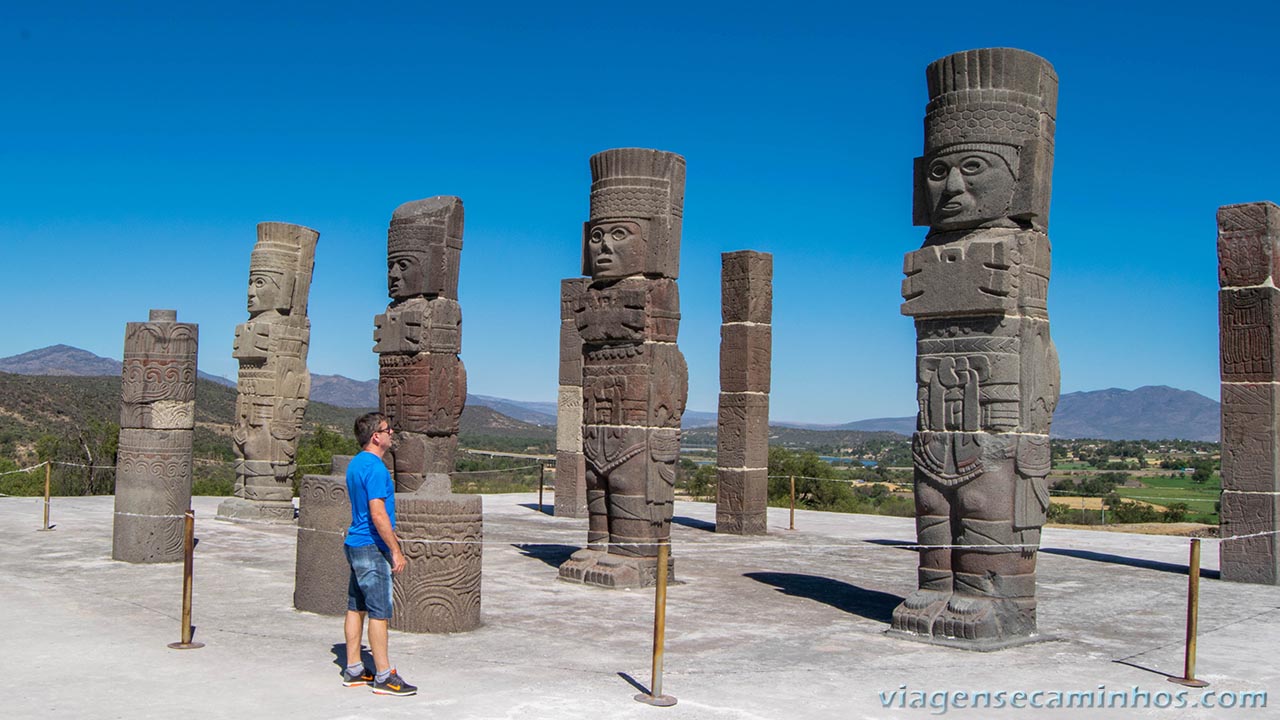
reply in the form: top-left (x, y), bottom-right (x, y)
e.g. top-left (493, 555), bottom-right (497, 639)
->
top-left (113, 309), bottom-right (198, 563)
top-left (555, 277), bottom-right (589, 518)
top-left (218, 222), bottom-right (319, 523)
top-left (557, 148), bottom-right (688, 589)
top-left (1218, 201), bottom-right (1280, 585)
top-left (374, 195), bottom-right (482, 632)
top-left (716, 250), bottom-right (773, 535)
top-left (889, 48), bottom-right (1060, 650)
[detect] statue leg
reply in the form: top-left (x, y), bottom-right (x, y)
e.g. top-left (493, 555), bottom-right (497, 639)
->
top-left (932, 464), bottom-right (1038, 643)
top-left (892, 474), bottom-right (953, 635)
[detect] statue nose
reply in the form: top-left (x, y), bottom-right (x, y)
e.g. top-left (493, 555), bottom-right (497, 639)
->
top-left (944, 166), bottom-right (965, 192)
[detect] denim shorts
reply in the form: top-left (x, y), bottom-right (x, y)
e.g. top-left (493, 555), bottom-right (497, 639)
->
top-left (345, 543), bottom-right (394, 620)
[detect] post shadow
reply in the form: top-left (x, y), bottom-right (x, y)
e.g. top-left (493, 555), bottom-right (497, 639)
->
top-left (745, 572), bottom-right (902, 624)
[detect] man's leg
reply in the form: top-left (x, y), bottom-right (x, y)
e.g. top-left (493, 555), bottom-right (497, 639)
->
top-left (344, 611), bottom-right (366, 667)
top-left (368, 617), bottom-right (390, 673)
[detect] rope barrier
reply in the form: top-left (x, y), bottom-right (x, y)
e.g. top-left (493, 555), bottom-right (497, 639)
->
top-left (0, 461), bottom-right (49, 477)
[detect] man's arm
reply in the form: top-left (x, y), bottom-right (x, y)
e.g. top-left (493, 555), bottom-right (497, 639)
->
top-left (368, 498), bottom-right (406, 574)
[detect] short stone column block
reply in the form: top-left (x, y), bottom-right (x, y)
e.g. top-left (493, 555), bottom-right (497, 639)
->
top-left (113, 309), bottom-right (198, 563)
top-left (1218, 201), bottom-right (1280, 584)
top-left (391, 494), bottom-right (483, 633)
top-left (294, 455), bottom-right (353, 615)
top-left (716, 250), bottom-right (772, 535)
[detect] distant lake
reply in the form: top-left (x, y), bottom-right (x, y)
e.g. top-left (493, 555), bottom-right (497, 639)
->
top-left (820, 456), bottom-right (877, 467)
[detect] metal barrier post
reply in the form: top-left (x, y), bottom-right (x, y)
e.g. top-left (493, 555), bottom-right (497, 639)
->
top-left (169, 509), bottom-right (204, 650)
top-left (38, 462), bottom-right (54, 531)
top-left (1169, 538), bottom-right (1207, 687)
top-left (789, 476), bottom-right (796, 531)
top-left (635, 541), bottom-right (676, 707)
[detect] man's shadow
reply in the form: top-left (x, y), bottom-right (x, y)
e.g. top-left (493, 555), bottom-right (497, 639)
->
top-left (745, 572), bottom-right (902, 624)
top-left (330, 643), bottom-right (374, 671)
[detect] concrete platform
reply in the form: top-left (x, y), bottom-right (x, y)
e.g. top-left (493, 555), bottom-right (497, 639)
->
top-left (4, 494), bottom-right (1277, 719)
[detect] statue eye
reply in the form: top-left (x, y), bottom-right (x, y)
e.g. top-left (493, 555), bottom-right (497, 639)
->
top-left (610, 227), bottom-right (629, 241)
top-left (928, 162), bottom-right (949, 180)
top-left (590, 228), bottom-right (604, 243)
top-left (960, 157), bottom-right (988, 175)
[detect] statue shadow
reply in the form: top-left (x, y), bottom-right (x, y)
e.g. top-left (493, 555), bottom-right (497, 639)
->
top-left (513, 543), bottom-right (578, 568)
top-left (1040, 547), bottom-right (1221, 579)
top-left (745, 572), bottom-right (901, 624)
top-left (329, 642), bottom-right (373, 671)
top-left (517, 502), bottom-right (553, 516)
top-left (671, 515), bottom-right (716, 532)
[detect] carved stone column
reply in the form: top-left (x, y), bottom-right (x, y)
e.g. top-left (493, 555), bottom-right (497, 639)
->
top-left (716, 250), bottom-right (772, 535)
top-left (1218, 201), bottom-right (1280, 584)
top-left (557, 148), bottom-right (688, 589)
top-left (218, 222), bottom-right (319, 523)
top-left (374, 196), bottom-right (482, 632)
top-left (889, 48), bottom-right (1060, 650)
top-left (555, 277), bottom-right (589, 518)
top-left (113, 309), bottom-right (198, 563)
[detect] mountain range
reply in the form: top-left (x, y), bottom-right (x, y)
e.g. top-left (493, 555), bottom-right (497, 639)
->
top-left (0, 345), bottom-right (1221, 441)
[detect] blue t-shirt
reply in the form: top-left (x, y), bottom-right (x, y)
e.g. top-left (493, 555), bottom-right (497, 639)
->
top-left (344, 451), bottom-right (396, 551)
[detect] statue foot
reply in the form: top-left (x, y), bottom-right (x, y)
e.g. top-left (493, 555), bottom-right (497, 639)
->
top-left (557, 548), bottom-right (605, 584)
top-left (558, 550), bottom-right (672, 589)
top-left (931, 595), bottom-right (1000, 641)
top-left (891, 590), bottom-right (950, 636)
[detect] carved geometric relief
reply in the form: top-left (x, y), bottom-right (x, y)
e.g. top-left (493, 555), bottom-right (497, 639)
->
top-left (721, 250), bottom-right (773, 324)
top-left (1221, 383), bottom-right (1280, 494)
top-left (1220, 490), bottom-right (1280, 585)
top-left (556, 385), bottom-right (584, 451)
top-left (391, 495), bottom-right (483, 632)
top-left (1218, 202), bottom-right (1280, 288)
top-left (379, 353), bottom-right (467, 435)
top-left (720, 323), bottom-right (772, 393)
top-left (373, 297), bottom-right (462, 355)
top-left (582, 343), bottom-right (686, 428)
top-left (717, 392), bottom-right (769, 469)
top-left (1220, 288), bottom-right (1280, 382)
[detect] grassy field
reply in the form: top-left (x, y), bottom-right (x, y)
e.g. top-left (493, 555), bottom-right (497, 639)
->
top-left (1113, 473), bottom-right (1221, 522)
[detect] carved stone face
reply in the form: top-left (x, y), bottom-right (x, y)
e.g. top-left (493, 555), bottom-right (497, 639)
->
top-left (925, 149), bottom-right (1016, 230)
top-left (587, 220), bottom-right (644, 279)
top-left (388, 253), bottom-right (425, 299)
top-left (247, 271), bottom-right (287, 314)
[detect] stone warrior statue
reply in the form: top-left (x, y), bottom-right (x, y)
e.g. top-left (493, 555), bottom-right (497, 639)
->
top-left (217, 222), bottom-right (319, 523)
top-left (373, 196), bottom-right (481, 633)
top-left (558, 148), bottom-right (688, 589)
top-left (890, 48), bottom-right (1060, 648)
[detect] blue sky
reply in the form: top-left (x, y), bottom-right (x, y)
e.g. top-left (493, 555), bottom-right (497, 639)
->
top-left (1, 1), bottom-right (1275, 423)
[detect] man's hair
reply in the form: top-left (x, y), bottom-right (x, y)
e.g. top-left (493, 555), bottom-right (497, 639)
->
top-left (354, 412), bottom-right (387, 448)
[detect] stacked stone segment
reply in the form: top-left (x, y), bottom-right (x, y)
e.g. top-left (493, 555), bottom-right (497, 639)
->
top-left (293, 455), bottom-right (353, 615)
top-left (716, 251), bottom-right (773, 535)
top-left (558, 148), bottom-right (689, 589)
top-left (555, 278), bottom-right (589, 518)
top-left (113, 309), bottom-right (198, 563)
top-left (1218, 201), bottom-right (1280, 584)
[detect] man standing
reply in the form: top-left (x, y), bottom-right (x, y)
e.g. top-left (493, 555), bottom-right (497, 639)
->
top-left (342, 412), bottom-right (417, 696)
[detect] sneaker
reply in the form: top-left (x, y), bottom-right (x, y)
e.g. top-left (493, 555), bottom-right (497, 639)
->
top-left (341, 666), bottom-right (374, 687)
top-left (371, 669), bottom-right (417, 696)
